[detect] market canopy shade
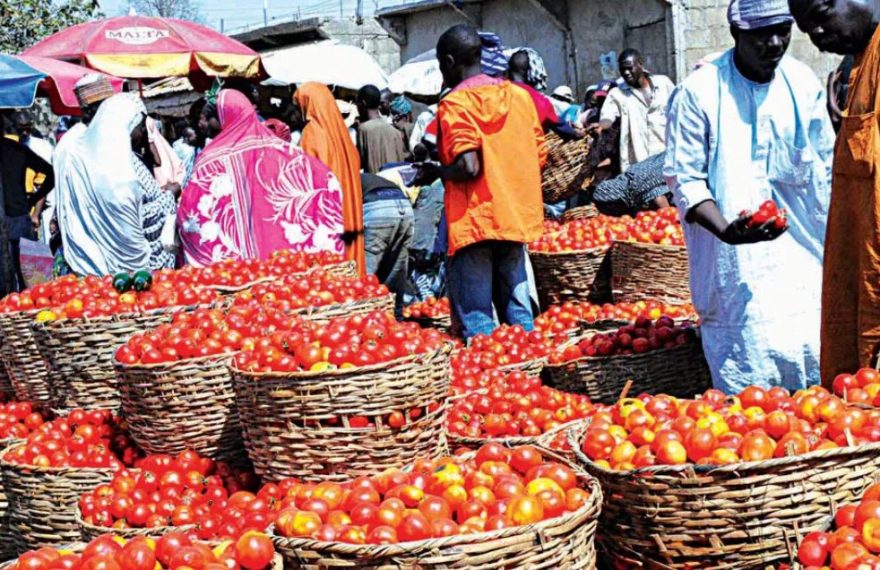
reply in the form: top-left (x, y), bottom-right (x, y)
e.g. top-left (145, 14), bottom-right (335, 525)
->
top-left (21, 15), bottom-right (263, 80)
top-left (0, 54), bottom-right (123, 114)
top-left (262, 41), bottom-right (388, 91)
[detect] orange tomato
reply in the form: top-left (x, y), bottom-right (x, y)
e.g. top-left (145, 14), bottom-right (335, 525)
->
top-left (506, 495), bottom-right (545, 525)
top-left (739, 433), bottom-right (775, 462)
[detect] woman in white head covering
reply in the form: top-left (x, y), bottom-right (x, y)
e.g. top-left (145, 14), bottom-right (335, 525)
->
top-left (54, 93), bottom-right (177, 276)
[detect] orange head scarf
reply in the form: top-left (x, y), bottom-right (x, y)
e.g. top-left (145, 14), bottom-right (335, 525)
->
top-left (294, 82), bottom-right (365, 274)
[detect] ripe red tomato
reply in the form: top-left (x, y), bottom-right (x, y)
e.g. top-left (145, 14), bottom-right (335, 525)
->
top-left (235, 531), bottom-right (275, 570)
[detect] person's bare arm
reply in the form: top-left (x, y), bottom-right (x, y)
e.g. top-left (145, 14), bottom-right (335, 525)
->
top-left (416, 151), bottom-right (481, 185)
top-left (650, 195), bottom-right (670, 210)
top-left (31, 197), bottom-right (46, 230)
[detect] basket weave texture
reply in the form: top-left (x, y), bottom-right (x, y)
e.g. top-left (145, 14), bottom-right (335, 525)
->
top-left (561, 204), bottom-right (600, 223)
top-left (544, 339), bottom-right (712, 404)
top-left (0, 443), bottom-right (115, 550)
top-left (232, 344), bottom-right (452, 482)
top-left (611, 241), bottom-right (691, 304)
top-left (31, 307), bottom-right (199, 411)
top-left (271, 448), bottom-right (602, 569)
top-left (290, 294), bottom-right (395, 321)
top-left (568, 423), bottom-right (880, 569)
top-left (530, 247), bottom-right (612, 308)
top-left (116, 353), bottom-right (243, 461)
top-left (405, 315), bottom-right (453, 336)
top-left (542, 132), bottom-right (596, 204)
top-left (0, 438), bottom-right (21, 560)
top-left (0, 311), bottom-right (51, 404)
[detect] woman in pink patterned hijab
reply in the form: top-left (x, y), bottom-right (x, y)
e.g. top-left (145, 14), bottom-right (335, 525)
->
top-left (177, 89), bottom-right (344, 267)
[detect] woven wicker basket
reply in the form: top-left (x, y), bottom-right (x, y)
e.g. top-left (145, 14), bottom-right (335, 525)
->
top-left (542, 132), bottom-right (595, 204)
top-left (31, 306), bottom-right (201, 412)
top-left (562, 204), bottom-right (600, 223)
top-left (75, 504), bottom-right (196, 542)
top-left (271, 447), bottom-right (602, 569)
top-left (0, 438), bottom-right (21, 560)
top-left (0, 542), bottom-right (284, 569)
top-left (232, 344), bottom-right (453, 482)
top-left (544, 339), bottom-right (712, 404)
top-left (116, 353), bottom-right (244, 462)
top-left (0, 310), bottom-right (51, 404)
top-left (568, 423), bottom-right (880, 569)
top-left (446, 419), bottom-right (579, 454)
top-left (0, 366), bottom-right (12, 400)
top-left (530, 247), bottom-right (612, 308)
top-left (323, 260), bottom-right (358, 279)
top-left (611, 241), bottom-right (692, 304)
top-left (0, 443), bottom-right (115, 550)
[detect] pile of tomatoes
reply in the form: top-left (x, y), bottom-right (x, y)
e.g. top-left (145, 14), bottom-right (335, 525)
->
top-left (0, 401), bottom-right (45, 441)
top-left (796, 482), bottom-right (880, 568)
top-left (78, 450), bottom-right (266, 541)
top-left (579, 385), bottom-right (879, 471)
top-left (832, 368), bottom-right (880, 407)
top-left (173, 250), bottom-right (345, 290)
top-left (272, 443), bottom-right (591, 544)
top-left (403, 297), bottom-right (451, 320)
top-left (452, 325), bottom-right (556, 376)
top-left (3, 408), bottom-right (139, 469)
top-left (233, 311), bottom-right (448, 373)
top-left (233, 271), bottom-right (389, 312)
top-left (447, 372), bottom-right (596, 439)
top-left (529, 208), bottom-right (684, 253)
top-left (534, 300), bottom-right (696, 336)
top-left (115, 306), bottom-right (299, 366)
top-left (549, 317), bottom-right (697, 364)
top-left (9, 530), bottom-right (276, 570)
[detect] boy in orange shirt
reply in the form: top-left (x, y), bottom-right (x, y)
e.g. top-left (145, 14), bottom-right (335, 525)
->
top-left (426, 25), bottom-right (546, 339)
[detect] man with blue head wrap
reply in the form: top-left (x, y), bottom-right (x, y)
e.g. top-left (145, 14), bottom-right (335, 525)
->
top-left (663, 0), bottom-right (835, 394)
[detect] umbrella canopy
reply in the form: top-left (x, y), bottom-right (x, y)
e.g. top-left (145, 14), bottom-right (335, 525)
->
top-left (0, 54), bottom-right (123, 114)
top-left (22, 15), bottom-right (263, 80)
top-left (389, 46), bottom-right (518, 97)
top-left (262, 41), bottom-right (388, 91)
top-left (0, 54), bottom-right (46, 109)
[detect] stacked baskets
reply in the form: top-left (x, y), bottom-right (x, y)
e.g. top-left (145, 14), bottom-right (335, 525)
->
top-left (530, 247), bottom-right (612, 308)
top-left (232, 343), bottom-right (453, 482)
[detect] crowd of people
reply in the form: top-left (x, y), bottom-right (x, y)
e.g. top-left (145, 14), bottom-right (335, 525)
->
top-left (0, 0), bottom-right (878, 395)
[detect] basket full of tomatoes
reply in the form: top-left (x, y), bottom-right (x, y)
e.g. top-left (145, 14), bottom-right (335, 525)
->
top-left (231, 311), bottom-right (452, 482)
top-left (30, 271), bottom-right (218, 412)
top-left (269, 443), bottom-right (602, 569)
top-left (528, 218), bottom-right (614, 307)
top-left (403, 297), bottom-right (453, 336)
top-left (568, 386), bottom-right (880, 569)
top-left (0, 409), bottom-right (140, 549)
top-left (114, 306), bottom-right (299, 461)
top-left (0, 278), bottom-right (88, 404)
top-left (232, 271), bottom-right (395, 322)
top-left (544, 317), bottom-right (711, 404)
top-left (609, 208), bottom-right (689, 304)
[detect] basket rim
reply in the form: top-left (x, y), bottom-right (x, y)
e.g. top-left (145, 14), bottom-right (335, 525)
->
top-left (446, 417), bottom-right (584, 448)
top-left (231, 341), bottom-right (454, 379)
top-left (527, 245), bottom-right (610, 258)
top-left (31, 302), bottom-right (210, 328)
top-left (74, 502), bottom-right (195, 537)
top-left (495, 355), bottom-right (548, 373)
top-left (283, 293), bottom-right (395, 317)
top-left (114, 351), bottom-right (237, 371)
top-left (0, 442), bottom-right (119, 475)
top-left (566, 420), bottom-right (880, 477)
top-left (544, 336), bottom-right (701, 369)
top-left (611, 239), bottom-right (686, 252)
top-left (0, 308), bottom-right (40, 319)
top-left (270, 447), bottom-right (602, 556)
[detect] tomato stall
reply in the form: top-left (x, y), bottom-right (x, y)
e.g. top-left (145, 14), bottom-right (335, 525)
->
top-left (0, 207), bottom-right (873, 570)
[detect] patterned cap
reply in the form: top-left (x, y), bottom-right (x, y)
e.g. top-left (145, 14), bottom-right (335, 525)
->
top-left (728, 0), bottom-right (794, 30)
top-left (74, 73), bottom-right (115, 106)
